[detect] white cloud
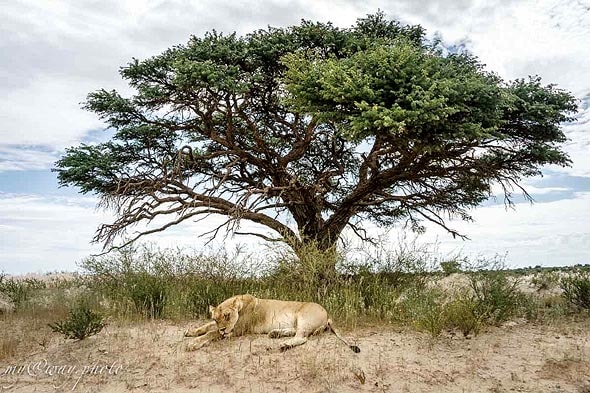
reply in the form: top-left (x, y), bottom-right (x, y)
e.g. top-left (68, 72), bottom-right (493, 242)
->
top-left (392, 0), bottom-right (590, 95)
top-left (2, 0), bottom-right (587, 166)
top-left (1, 0), bottom-right (589, 272)
top-left (0, 76), bottom-right (105, 147)
top-left (0, 145), bottom-right (59, 172)
top-left (408, 192), bottom-right (590, 267)
top-left (0, 0), bottom-right (369, 167)
top-left (0, 192), bottom-right (269, 274)
top-left (2, 188), bottom-right (588, 274)
top-left (0, 193), bottom-right (106, 273)
top-left (515, 185), bottom-right (570, 195)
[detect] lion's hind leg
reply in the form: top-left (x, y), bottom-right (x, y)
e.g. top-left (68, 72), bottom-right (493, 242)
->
top-left (278, 322), bottom-right (314, 351)
top-left (311, 325), bottom-right (328, 336)
top-left (268, 328), bottom-right (296, 339)
top-left (185, 320), bottom-right (216, 337)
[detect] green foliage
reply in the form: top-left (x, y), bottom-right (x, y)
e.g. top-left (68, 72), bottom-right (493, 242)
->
top-left (284, 40), bottom-right (500, 142)
top-left (76, 241), bottom-right (590, 339)
top-left (81, 245), bottom-right (173, 318)
top-left (184, 282), bottom-right (239, 317)
top-left (400, 287), bottom-right (447, 337)
top-left (125, 272), bottom-right (167, 318)
top-left (440, 260), bottom-right (463, 275)
top-left (469, 271), bottom-right (523, 325)
top-left (397, 270), bottom-right (529, 338)
top-left (80, 242), bottom-right (428, 323)
top-left (26, 243), bottom-right (589, 338)
top-left (533, 295), bottom-right (569, 322)
top-left (561, 272), bottom-right (590, 310)
top-left (397, 287), bottom-right (483, 338)
top-left (268, 242), bottom-right (343, 298)
top-left (530, 270), bottom-right (561, 291)
top-left (0, 275), bottom-right (46, 310)
top-left (54, 12), bottom-right (578, 259)
top-left (444, 296), bottom-right (481, 337)
top-left (48, 306), bottom-right (106, 340)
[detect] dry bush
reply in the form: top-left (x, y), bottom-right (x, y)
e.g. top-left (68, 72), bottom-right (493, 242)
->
top-left (561, 272), bottom-right (590, 310)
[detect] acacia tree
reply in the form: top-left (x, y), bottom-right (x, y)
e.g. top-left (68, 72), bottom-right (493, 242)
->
top-left (55, 13), bottom-right (577, 260)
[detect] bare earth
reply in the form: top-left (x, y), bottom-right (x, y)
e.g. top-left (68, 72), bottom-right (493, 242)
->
top-left (1, 318), bottom-right (589, 393)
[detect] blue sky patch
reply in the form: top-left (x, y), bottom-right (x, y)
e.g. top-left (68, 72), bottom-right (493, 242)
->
top-left (0, 170), bottom-right (80, 196)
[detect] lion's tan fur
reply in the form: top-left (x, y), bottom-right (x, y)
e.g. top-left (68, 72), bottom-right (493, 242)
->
top-left (184, 294), bottom-right (359, 352)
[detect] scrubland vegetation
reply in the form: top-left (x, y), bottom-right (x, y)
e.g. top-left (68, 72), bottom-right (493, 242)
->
top-left (1, 241), bottom-right (590, 392)
top-left (1, 240), bottom-right (589, 352)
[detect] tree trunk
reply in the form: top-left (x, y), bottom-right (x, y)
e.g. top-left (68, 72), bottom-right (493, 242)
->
top-left (290, 221), bottom-right (350, 282)
top-left (285, 189), bottom-right (355, 279)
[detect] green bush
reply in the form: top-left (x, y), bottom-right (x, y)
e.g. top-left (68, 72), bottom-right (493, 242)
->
top-left (440, 260), bottom-right (462, 275)
top-left (79, 242), bottom-right (429, 324)
top-left (561, 272), bottom-right (590, 310)
top-left (80, 244), bottom-right (261, 319)
top-left (444, 296), bottom-right (481, 337)
top-left (81, 246), bottom-right (174, 318)
top-left (400, 287), bottom-right (447, 337)
top-left (48, 306), bottom-right (106, 340)
top-left (183, 279), bottom-right (255, 317)
top-left (469, 271), bottom-right (523, 325)
top-left (77, 241), bottom-right (572, 333)
top-left (0, 275), bottom-right (46, 310)
top-left (398, 287), bottom-right (483, 338)
top-left (531, 271), bottom-right (560, 291)
top-left (125, 272), bottom-right (168, 318)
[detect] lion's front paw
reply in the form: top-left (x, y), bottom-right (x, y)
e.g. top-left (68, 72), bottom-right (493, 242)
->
top-left (185, 328), bottom-right (205, 337)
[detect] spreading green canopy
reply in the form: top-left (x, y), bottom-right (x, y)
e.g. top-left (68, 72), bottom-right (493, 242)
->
top-left (55, 13), bottom-right (578, 255)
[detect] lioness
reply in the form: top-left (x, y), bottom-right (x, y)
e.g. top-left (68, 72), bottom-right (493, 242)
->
top-left (184, 294), bottom-right (360, 352)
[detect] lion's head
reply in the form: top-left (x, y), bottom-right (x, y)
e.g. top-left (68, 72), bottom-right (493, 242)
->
top-left (209, 302), bottom-right (239, 337)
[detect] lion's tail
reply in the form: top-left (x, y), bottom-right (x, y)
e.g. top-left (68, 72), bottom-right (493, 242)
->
top-left (326, 319), bottom-right (360, 353)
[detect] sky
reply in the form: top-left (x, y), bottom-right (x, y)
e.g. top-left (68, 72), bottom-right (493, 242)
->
top-left (1, 0), bottom-right (589, 274)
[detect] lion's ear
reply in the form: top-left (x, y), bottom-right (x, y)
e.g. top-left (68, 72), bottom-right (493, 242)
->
top-left (233, 297), bottom-right (243, 311)
top-left (209, 305), bottom-right (216, 317)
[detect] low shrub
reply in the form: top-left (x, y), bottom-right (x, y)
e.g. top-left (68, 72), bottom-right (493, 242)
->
top-left (81, 246), bottom-right (174, 318)
top-left (444, 295), bottom-right (481, 337)
top-left (399, 287), bottom-right (447, 337)
top-left (0, 275), bottom-right (46, 310)
top-left (469, 271), bottom-right (523, 325)
top-left (440, 260), bottom-right (463, 275)
top-left (561, 272), bottom-right (590, 310)
top-left (80, 242), bottom-right (431, 324)
top-left (531, 271), bottom-right (561, 291)
top-left (48, 306), bottom-right (106, 340)
top-left (183, 279), bottom-right (253, 317)
top-left (75, 241), bottom-right (588, 333)
top-left (125, 272), bottom-right (168, 318)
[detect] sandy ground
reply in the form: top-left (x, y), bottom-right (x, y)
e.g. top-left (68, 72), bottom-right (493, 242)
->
top-left (1, 317), bottom-right (589, 393)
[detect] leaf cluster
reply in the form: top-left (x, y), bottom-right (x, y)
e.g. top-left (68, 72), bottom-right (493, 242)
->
top-left (48, 306), bottom-right (106, 340)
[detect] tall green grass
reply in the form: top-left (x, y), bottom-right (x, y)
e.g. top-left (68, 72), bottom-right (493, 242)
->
top-left (3, 240), bottom-right (588, 339)
top-left (78, 242), bottom-right (433, 324)
top-left (76, 240), bottom-right (560, 336)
